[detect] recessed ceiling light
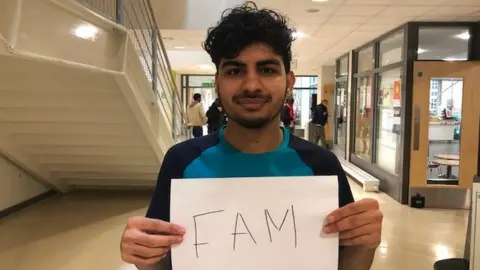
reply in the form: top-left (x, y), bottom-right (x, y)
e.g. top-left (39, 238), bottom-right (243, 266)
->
top-left (417, 48), bottom-right (428, 54)
top-left (73, 24), bottom-right (98, 40)
top-left (174, 46), bottom-right (185, 49)
top-left (292, 31), bottom-right (307, 39)
top-left (455, 31), bottom-right (470, 40)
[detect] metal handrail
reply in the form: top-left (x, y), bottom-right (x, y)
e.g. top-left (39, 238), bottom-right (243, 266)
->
top-left (74, 0), bottom-right (188, 141)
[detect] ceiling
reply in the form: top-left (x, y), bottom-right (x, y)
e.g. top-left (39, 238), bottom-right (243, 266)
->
top-left (155, 0), bottom-right (480, 75)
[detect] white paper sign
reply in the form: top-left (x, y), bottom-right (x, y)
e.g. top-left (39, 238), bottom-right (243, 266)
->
top-left (170, 176), bottom-right (339, 270)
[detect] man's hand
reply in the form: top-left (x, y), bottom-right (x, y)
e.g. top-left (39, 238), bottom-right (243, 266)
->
top-left (120, 216), bottom-right (185, 266)
top-left (323, 198), bottom-right (383, 249)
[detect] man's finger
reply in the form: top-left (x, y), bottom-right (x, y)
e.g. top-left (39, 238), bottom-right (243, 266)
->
top-left (324, 209), bottom-right (382, 233)
top-left (123, 242), bottom-right (170, 258)
top-left (339, 233), bottom-right (381, 248)
top-left (339, 223), bottom-right (381, 240)
top-left (129, 217), bottom-right (185, 235)
top-left (127, 229), bottom-right (184, 248)
top-left (326, 198), bottom-right (379, 224)
top-left (121, 253), bottom-right (165, 266)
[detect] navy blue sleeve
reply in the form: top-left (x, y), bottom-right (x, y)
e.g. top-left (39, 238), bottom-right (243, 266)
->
top-left (145, 146), bottom-right (181, 221)
top-left (145, 133), bottom-right (221, 221)
top-left (289, 136), bottom-right (355, 208)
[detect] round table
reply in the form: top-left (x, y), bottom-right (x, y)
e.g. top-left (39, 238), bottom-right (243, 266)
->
top-left (431, 156), bottom-right (460, 179)
top-left (434, 154), bottom-right (460, 160)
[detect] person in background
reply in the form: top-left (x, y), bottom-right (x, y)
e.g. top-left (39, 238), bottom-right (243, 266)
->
top-left (281, 96), bottom-right (295, 133)
top-left (120, 2), bottom-right (382, 270)
top-left (206, 98), bottom-right (225, 134)
top-left (186, 93), bottom-right (207, 137)
top-left (312, 99), bottom-right (329, 149)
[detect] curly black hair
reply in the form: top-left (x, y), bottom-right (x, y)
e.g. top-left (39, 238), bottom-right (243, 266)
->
top-left (203, 1), bottom-right (296, 72)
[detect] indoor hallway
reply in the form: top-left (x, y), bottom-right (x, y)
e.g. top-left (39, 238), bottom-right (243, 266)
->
top-left (0, 180), bottom-right (468, 270)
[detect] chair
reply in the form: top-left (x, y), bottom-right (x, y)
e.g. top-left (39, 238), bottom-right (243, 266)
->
top-left (428, 158), bottom-right (443, 176)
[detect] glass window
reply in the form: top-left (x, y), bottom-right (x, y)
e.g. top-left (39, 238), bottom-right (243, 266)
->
top-left (379, 31), bottom-right (404, 66)
top-left (335, 79), bottom-right (348, 152)
top-left (294, 76), bottom-right (318, 88)
top-left (375, 68), bottom-right (403, 175)
top-left (427, 78), bottom-right (463, 185)
top-left (338, 56), bottom-right (348, 77)
top-left (292, 89), bottom-right (317, 128)
top-left (357, 46), bottom-right (374, 73)
top-left (418, 27), bottom-right (470, 61)
top-left (354, 76), bottom-right (372, 160)
top-left (292, 76), bottom-right (318, 128)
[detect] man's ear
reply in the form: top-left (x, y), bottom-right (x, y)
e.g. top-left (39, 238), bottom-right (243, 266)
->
top-left (286, 71), bottom-right (295, 96)
top-left (215, 73), bottom-right (219, 96)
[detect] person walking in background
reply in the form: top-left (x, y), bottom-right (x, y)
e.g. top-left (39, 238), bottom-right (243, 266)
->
top-left (206, 98), bottom-right (225, 134)
top-left (280, 96), bottom-right (295, 133)
top-left (312, 99), bottom-right (329, 149)
top-left (186, 93), bottom-right (207, 138)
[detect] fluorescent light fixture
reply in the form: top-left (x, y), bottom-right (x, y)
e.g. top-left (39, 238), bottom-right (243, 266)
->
top-left (455, 31), bottom-right (470, 40)
top-left (443, 57), bottom-right (466, 61)
top-left (292, 31), bottom-right (306, 39)
top-left (198, 64), bottom-right (213, 70)
top-left (417, 48), bottom-right (428, 54)
top-left (73, 24), bottom-right (99, 40)
top-left (174, 46), bottom-right (185, 49)
top-left (312, 0), bottom-right (330, 2)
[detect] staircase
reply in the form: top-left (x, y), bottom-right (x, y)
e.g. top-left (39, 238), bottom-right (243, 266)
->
top-left (0, 0), bottom-right (186, 191)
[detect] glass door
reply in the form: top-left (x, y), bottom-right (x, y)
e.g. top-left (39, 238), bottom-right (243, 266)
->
top-left (334, 79), bottom-right (348, 153)
top-left (409, 62), bottom-right (480, 189)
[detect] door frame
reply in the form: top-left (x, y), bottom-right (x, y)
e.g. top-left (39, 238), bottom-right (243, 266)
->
top-left (409, 61), bottom-right (480, 191)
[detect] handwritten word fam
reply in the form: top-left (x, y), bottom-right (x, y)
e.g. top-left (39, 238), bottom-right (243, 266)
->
top-left (192, 205), bottom-right (297, 258)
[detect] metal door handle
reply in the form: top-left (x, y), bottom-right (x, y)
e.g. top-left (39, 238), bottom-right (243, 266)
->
top-left (413, 104), bottom-right (420, 151)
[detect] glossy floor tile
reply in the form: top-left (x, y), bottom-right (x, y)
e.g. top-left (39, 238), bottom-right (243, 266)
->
top-left (0, 181), bottom-right (469, 270)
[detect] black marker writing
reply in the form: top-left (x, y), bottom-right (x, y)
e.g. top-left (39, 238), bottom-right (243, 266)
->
top-left (193, 209), bottom-right (225, 258)
top-left (264, 208), bottom-right (290, 242)
top-left (291, 205), bottom-right (297, 248)
top-left (264, 205), bottom-right (298, 248)
top-left (231, 212), bottom-right (257, 250)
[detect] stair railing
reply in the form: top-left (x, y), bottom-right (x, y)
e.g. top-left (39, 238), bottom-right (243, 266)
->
top-left (75, 0), bottom-right (188, 142)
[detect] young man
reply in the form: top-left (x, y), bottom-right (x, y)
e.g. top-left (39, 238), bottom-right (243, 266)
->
top-left (281, 96), bottom-right (295, 133)
top-left (312, 99), bottom-right (329, 148)
top-left (186, 93), bottom-right (207, 137)
top-left (120, 2), bottom-right (382, 270)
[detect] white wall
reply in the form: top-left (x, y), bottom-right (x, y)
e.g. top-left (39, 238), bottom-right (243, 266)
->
top-left (0, 155), bottom-right (49, 211)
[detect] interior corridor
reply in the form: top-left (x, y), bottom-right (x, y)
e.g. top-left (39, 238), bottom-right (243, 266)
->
top-left (0, 180), bottom-right (468, 270)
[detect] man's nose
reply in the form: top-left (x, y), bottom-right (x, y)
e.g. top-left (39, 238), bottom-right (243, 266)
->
top-left (242, 70), bottom-right (261, 92)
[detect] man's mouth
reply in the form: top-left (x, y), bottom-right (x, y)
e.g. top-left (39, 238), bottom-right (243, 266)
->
top-left (235, 98), bottom-right (267, 110)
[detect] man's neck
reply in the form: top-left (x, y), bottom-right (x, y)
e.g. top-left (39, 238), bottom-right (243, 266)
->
top-left (223, 120), bottom-right (284, 154)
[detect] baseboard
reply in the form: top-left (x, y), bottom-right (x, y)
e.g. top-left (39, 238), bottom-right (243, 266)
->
top-left (0, 189), bottom-right (57, 219)
top-left (344, 170), bottom-right (364, 187)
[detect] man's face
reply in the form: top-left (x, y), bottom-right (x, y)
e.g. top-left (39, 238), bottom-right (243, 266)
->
top-left (215, 43), bottom-right (295, 129)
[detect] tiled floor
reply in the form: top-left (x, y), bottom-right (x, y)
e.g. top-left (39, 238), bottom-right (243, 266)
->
top-left (0, 181), bottom-right (469, 270)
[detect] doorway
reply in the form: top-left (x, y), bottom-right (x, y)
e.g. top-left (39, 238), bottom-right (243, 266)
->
top-left (409, 62), bottom-right (480, 194)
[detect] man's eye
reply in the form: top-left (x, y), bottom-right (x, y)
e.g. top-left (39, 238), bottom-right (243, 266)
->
top-left (260, 67), bottom-right (276, 74)
top-left (226, 69), bottom-right (241, 75)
